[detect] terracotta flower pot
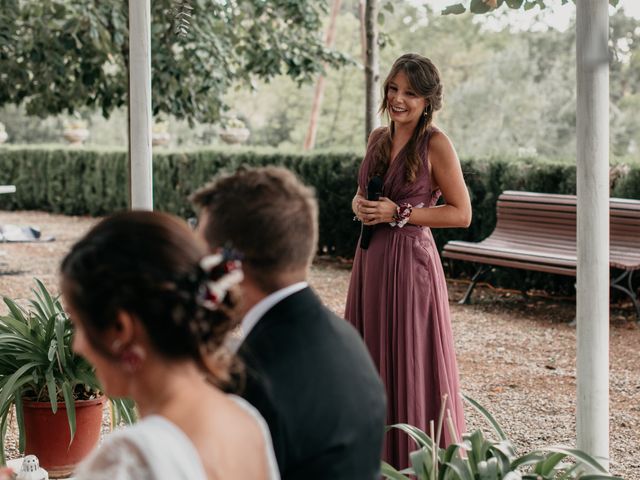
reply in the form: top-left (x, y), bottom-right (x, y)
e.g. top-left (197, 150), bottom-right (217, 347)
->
top-left (22, 396), bottom-right (106, 478)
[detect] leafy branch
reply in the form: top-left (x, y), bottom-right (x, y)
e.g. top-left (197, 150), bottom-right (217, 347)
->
top-left (442, 0), bottom-right (620, 16)
top-left (173, 0), bottom-right (193, 38)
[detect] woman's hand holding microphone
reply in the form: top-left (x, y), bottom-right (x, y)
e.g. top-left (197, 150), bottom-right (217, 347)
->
top-left (355, 197), bottom-right (398, 226)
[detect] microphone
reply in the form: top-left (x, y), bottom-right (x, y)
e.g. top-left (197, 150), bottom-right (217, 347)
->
top-left (359, 175), bottom-right (384, 250)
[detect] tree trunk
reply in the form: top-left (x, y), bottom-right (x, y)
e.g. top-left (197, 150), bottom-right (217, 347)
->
top-left (363, 0), bottom-right (380, 145)
top-left (358, 0), bottom-right (366, 63)
top-left (303, 0), bottom-right (342, 151)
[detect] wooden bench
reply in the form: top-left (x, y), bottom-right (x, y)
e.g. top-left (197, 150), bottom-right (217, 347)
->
top-left (442, 190), bottom-right (640, 321)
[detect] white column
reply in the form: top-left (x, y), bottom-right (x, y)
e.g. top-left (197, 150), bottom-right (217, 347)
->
top-left (129, 0), bottom-right (153, 210)
top-left (576, 0), bottom-right (609, 469)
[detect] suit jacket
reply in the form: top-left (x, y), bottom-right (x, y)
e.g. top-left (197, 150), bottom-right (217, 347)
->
top-left (237, 287), bottom-right (386, 480)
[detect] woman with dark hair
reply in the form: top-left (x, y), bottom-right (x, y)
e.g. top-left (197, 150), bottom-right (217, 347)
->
top-left (61, 211), bottom-right (279, 480)
top-left (345, 53), bottom-right (471, 467)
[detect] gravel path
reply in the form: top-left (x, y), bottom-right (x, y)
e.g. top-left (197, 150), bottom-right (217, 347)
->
top-left (1, 211), bottom-right (638, 479)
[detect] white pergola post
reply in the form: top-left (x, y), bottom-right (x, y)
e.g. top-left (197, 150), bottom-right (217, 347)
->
top-left (129, 0), bottom-right (153, 210)
top-left (576, 0), bottom-right (609, 469)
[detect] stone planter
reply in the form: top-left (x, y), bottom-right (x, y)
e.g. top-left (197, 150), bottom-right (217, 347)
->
top-left (152, 131), bottom-right (171, 147)
top-left (63, 128), bottom-right (89, 146)
top-left (219, 127), bottom-right (250, 145)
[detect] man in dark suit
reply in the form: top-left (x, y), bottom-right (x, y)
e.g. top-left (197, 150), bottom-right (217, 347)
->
top-left (191, 166), bottom-right (386, 480)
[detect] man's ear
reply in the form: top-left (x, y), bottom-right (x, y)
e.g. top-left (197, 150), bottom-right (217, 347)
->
top-left (195, 210), bottom-right (213, 250)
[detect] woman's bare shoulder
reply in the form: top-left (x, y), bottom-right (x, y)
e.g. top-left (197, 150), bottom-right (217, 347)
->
top-left (428, 128), bottom-right (457, 162)
top-left (367, 126), bottom-right (388, 146)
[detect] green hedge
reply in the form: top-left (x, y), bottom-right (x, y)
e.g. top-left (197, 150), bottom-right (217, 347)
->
top-left (0, 147), bottom-right (364, 256)
top-left (1, 147), bottom-right (639, 293)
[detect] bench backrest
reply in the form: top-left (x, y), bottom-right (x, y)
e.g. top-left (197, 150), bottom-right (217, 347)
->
top-left (495, 191), bottom-right (640, 249)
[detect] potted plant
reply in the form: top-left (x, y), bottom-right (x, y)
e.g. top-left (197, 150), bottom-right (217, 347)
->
top-left (62, 119), bottom-right (89, 146)
top-left (0, 280), bottom-right (136, 477)
top-left (219, 117), bottom-right (250, 145)
top-left (152, 120), bottom-right (171, 147)
top-left (382, 395), bottom-right (621, 480)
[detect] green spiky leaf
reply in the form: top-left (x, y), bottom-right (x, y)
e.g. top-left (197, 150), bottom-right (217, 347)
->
top-left (463, 394), bottom-right (508, 440)
top-left (381, 461), bottom-right (411, 480)
top-left (62, 381), bottom-right (76, 443)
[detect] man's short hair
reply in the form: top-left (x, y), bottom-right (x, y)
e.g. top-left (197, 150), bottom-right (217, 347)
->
top-left (190, 166), bottom-right (318, 292)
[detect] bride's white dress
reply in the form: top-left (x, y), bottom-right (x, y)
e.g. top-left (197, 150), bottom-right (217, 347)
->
top-left (74, 395), bottom-right (280, 480)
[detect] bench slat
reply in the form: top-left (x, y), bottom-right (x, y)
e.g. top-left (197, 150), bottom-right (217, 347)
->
top-left (496, 222), bottom-right (576, 235)
top-left (443, 243), bottom-right (640, 273)
top-left (491, 224), bottom-right (640, 247)
top-left (444, 238), bottom-right (640, 263)
top-left (485, 237), bottom-right (577, 252)
top-left (443, 250), bottom-right (578, 276)
top-left (444, 241), bottom-right (578, 265)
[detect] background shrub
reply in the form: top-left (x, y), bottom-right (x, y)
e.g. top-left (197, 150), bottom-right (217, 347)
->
top-left (2, 146), bottom-right (639, 293)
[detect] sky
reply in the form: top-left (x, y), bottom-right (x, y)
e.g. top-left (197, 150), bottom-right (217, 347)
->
top-left (428, 0), bottom-right (640, 32)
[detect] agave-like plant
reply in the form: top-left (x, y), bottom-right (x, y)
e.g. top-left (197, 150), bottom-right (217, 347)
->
top-left (0, 279), bottom-right (136, 463)
top-left (382, 395), bottom-right (622, 480)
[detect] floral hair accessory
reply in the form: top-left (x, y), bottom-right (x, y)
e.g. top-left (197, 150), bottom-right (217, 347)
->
top-left (197, 251), bottom-right (244, 311)
top-left (200, 252), bottom-right (224, 271)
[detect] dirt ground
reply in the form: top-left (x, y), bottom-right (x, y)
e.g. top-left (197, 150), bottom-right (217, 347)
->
top-left (1, 211), bottom-right (638, 479)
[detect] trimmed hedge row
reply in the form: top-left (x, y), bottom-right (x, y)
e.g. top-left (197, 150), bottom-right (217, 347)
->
top-left (1, 147), bottom-right (639, 292)
top-left (0, 147), bottom-right (364, 257)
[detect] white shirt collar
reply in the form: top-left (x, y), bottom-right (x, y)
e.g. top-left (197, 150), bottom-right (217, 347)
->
top-left (227, 281), bottom-right (308, 353)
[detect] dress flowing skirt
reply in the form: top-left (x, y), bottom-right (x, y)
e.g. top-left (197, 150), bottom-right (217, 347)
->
top-left (345, 223), bottom-right (465, 469)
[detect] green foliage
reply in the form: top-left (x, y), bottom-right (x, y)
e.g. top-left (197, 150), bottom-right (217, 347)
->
top-left (0, 0), bottom-right (348, 124)
top-left (382, 395), bottom-right (622, 480)
top-left (441, 0), bottom-right (620, 15)
top-left (224, 3), bottom-right (639, 157)
top-left (0, 145), bottom-right (365, 254)
top-left (0, 280), bottom-right (136, 463)
top-left (2, 3), bottom-right (639, 160)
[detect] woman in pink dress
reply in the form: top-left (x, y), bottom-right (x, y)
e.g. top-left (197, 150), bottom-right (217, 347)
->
top-left (345, 53), bottom-right (471, 469)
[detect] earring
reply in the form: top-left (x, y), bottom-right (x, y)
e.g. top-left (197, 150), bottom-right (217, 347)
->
top-left (121, 345), bottom-right (146, 372)
top-left (111, 339), bottom-right (123, 353)
top-left (424, 105), bottom-right (431, 117)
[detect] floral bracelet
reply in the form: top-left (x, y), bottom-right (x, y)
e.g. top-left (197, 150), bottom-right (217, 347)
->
top-left (390, 202), bottom-right (424, 228)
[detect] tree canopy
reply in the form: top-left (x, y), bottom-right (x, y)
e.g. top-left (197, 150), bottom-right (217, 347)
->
top-left (1, 0), bottom-right (637, 159)
top-left (218, 1), bottom-right (638, 159)
top-left (0, 0), bottom-right (348, 124)
top-left (442, 0), bottom-right (620, 16)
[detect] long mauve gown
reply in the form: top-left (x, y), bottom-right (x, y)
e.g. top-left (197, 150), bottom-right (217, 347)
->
top-left (345, 126), bottom-right (465, 469)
